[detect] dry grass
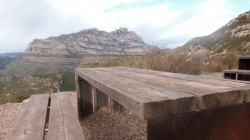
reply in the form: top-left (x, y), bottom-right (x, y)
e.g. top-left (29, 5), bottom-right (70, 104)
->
top-left (84, 49), bottom-right (239, 75)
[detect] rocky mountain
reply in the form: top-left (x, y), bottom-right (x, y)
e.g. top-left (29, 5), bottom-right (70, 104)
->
top-left (24, 27), bottom-right (152, 66)
top-left (0, 27), bottom-right (154, 77)
top-left (176, 10), bottom-right (250, 57)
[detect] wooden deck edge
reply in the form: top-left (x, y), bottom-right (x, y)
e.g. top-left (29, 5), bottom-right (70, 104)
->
top-left (143, 96), bottom-right (196, 119)
top-left (200, 90), bottom-right (243, 109)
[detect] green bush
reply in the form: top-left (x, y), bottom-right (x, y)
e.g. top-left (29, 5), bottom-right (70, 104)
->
top-left (59, 71), bottom-right (76, 91)
top-left (0, 94), bottom-right (31, 105)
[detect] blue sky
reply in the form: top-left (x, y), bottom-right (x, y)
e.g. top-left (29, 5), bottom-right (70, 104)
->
top-left (0, 0), bottom-right (249, 53)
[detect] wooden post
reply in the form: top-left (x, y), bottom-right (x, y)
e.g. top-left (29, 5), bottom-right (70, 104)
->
top-left (75, 74), bottom-right (94, 119)
top-left (91, 86), bottom-right (97, 112)
top-left (96, 89), bottom-right (109, 110)
top-left (112, 100), bottom-right (126, 112)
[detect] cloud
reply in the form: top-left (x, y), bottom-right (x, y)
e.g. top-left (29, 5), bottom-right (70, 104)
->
top-left (161, 0), bottom-right (240, 47)
top-left (0, 0), bottom-right (249, 53)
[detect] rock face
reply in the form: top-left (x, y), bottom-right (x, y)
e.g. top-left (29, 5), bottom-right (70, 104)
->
top-left (22, 28), bottom-right (153, 71)
top-left (176, 10), bottom-right (250, 57)
top-left (24, 27), bottom-right (151, 59)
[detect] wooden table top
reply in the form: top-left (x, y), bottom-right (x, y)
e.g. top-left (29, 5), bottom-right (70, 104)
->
top-left (75, 67), bottom-right (250, 119)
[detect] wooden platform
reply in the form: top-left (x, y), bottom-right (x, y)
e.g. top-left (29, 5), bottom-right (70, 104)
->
top-left (75, 67), bottom-right (250, 120)
top-left (223, 56), bottom-right (250, 81)
top-left (7, 93), bottom-right (85, 140)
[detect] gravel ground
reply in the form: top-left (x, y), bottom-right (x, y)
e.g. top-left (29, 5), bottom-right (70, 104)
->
top-left (0, 99), bottom-right (29, 140)
top-left (80, 107), bottom-right (147, 140)
top-left (68, 92), bottom-right (147, 140)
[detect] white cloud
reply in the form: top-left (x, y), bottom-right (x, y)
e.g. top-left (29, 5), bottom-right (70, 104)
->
top-left (0, 0), bottom-right (248, 52)
top-left (161, 0), bottom-right (234, 48)
top-left (47, 0), bottom-right (179, 31)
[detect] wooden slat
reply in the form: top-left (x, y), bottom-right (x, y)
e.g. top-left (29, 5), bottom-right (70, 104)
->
top-left (7, 94), bottom-right (49, 140)
top-left (223, 69), bottom-right (250, 75)
top-left (47, 92), bottom-right (85, 140)
top-left (112, 67), bottom-right (250, 86)
top-left (75, 68), bottom-right (196, 119)
top-left (239, 56), bottom-right (250, 59)
top-left (108, 67), bottom-right (250, 103)
top-left (96, 68), bottom-right (245, 109)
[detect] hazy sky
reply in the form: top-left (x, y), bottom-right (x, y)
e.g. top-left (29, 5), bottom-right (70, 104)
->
top-left (0, 0), bottom-right (249, 53)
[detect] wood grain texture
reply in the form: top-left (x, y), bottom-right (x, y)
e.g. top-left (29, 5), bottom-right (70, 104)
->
top-left (97, 68), bottom-right (245, 109)
top-left (7, 94), bottom-right (49, 140)
top-left (111, 67), bottom-right (250, 86)
top-left (47, 92), bottom-right (85, 140)
top-left (76, 68), bottom-right (196, 119)
top-left (107, 67), bottom-right (250, 104)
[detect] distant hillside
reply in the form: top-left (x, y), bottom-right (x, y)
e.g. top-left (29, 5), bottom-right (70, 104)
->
top-left (0, 52), bottom-right (24, 56)
top-left (176, 10), bottom-right (250, 56)
top-left (0, 57), bottom-right (15, 70)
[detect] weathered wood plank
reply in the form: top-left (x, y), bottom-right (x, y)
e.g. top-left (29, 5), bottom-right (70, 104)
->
top-left (47, 92), bottom-right (85, 140)
top-left (108, 67), bottom-right (250, 104)
top-left (223, 69), bottom-right (250, 75)
top-left (7, 94), bottom-right (49, 140)
top-left (97, 68), bottom-right (244, 109)
top-left (111, 67), bottom-right (250, 86)
top-left (75, 68), bottom-right (196, 119)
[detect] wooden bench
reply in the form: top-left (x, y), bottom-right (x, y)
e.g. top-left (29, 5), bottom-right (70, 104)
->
top-left (223, 56), bottom-right (250, 81)
top-left (75, 67), bottom-right (250, 140)
top-left (7, 94), bottom-right (49, 140)
top-left (7, 93), bottom-right (85, 140)
top-left (223, 69), bottom-right (250, 81)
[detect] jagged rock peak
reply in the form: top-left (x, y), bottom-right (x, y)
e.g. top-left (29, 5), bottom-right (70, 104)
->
top-left (24, 27), bottom-right (153, 57)
top-left (79, 28), bottom-right (98, 33)
top-left (113, 27), bottom-right (129, 33)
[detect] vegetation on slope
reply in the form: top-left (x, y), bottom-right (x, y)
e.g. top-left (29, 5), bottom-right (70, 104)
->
top-left (0, 56), bottom-right (15, 70)
top-left (179, 11), bottom-right (250, 55)
top-left (84, 48), bottom-right (239, 75)
top-left (0, 71), bottom-right (75, 104)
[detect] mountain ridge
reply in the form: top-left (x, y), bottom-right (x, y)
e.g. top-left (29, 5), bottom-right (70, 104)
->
top-left (24, 27), bottom-right (152, 57)
top-left (0, 28), bottom-right (153, 77)
top-left (175, 10), bottom-right (250, 57)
